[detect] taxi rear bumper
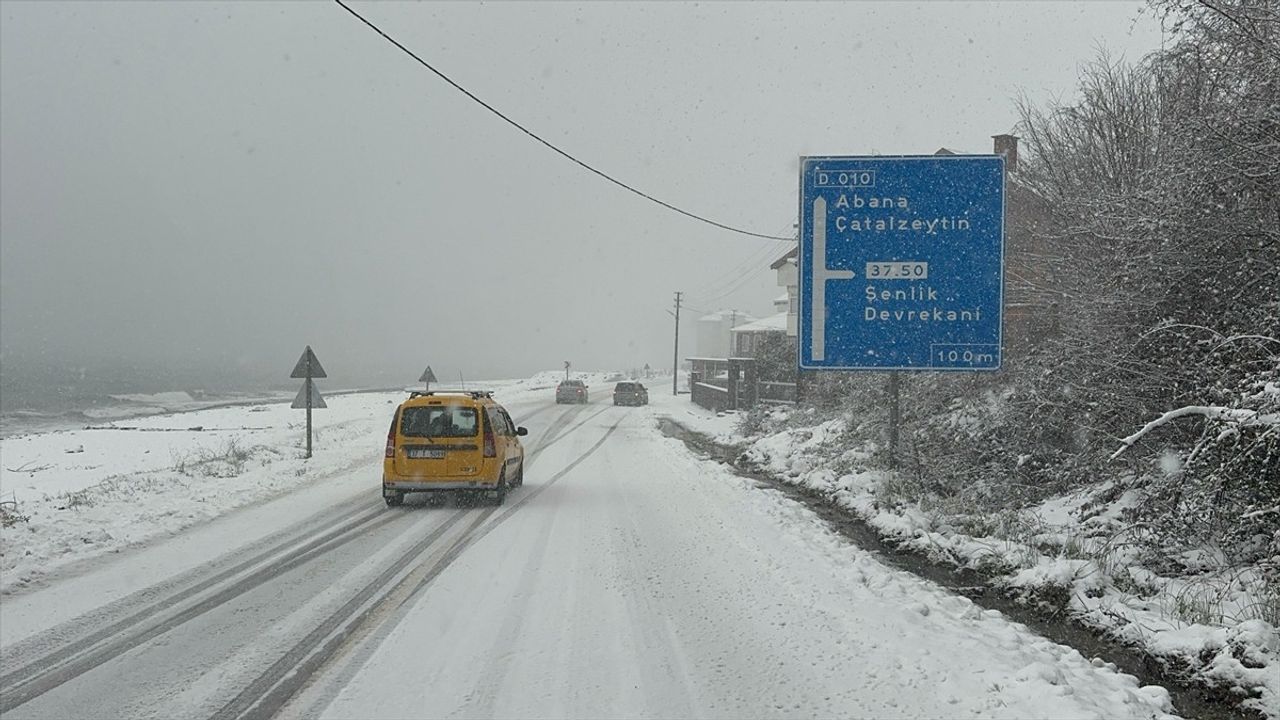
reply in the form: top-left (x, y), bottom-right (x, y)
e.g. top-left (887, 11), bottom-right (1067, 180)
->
top-left (384, 478), bottom-right (498, 492)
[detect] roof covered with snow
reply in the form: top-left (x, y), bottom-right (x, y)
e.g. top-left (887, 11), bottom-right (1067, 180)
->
top-left (731, 312), bottom-right (788, 334)
top-left (697, 310), bottom-right (757, 324)
top-left (770, 246), bottom-right (798, 270)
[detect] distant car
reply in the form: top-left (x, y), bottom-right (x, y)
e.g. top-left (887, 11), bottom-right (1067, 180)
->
top-left (613, 381), bottom-right (648, 406)
top-left (382, 390), bottom-right (527, 507)
top-left (556, 379), bottom-right (588, 404)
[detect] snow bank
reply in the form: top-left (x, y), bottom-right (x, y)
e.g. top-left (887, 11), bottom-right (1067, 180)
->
top-left (658, 398), bottom-right (1280, 719)
top-left (647, 388), bottom-right (746, 444)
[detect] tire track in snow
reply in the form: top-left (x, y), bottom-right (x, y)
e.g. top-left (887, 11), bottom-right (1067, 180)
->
top-left (441, 411), bottom-right (625, 568)
top-left (391, 411), bottom-right (628, 709)
top-left (601, 426), bottom-right (703, 718)
top-left (0, 396), bottom-right (605, 716)
top-left (508, 399), bottom-right (560, 426)
top-left (466, 479), bottom-right (561, 718)
top-left (222, 412), bottom-right (627, 720)
top-left (0, 497), bottom-right (376, 682)
top-left (210, 508), bottom-right (482, 720)
top-left (527, 402), bottom-right (585, 456)
top-left (0, 503), bottom-right (424, 714)
top-left (525, 405), bottom-right (612, 467)
top-left (271, 404), bottom-right (625, 719)
top-left (464, 412), bottom-right (666, 717)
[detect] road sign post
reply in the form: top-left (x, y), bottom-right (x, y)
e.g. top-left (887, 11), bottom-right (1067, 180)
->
top-left (888, 372), bottom-right (900, 469)
top-left (290, 346), bottom-right (327, 459)
top-left (419, 366), bottom-right (437, 392)
top-left (798, 155), bottom-right (1005, 371)
top-left (799, 156), bottom-right (1003, 469)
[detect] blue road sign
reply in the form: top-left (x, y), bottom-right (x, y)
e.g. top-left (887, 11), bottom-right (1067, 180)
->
top-left (798, 155), bottom-right (1005, 371)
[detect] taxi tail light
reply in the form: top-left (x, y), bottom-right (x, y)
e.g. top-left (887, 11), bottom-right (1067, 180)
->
top-left (483, 428), bottom-right (496, 458)
top-left (385, 416), bottom-right (397, 458)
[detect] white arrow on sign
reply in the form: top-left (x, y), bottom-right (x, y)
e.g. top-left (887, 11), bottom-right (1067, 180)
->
top-left (811, 196), bottom-right (855, 361)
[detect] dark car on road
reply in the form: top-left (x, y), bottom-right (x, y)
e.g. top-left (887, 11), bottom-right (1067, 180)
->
top-left (556, 379), bottom-right (588, 404)
top-left (612, 381), bottom-right (648, 406)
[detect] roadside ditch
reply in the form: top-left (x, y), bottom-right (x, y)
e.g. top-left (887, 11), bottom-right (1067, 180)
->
top-left (658, 416), bottom-right (1261, 720)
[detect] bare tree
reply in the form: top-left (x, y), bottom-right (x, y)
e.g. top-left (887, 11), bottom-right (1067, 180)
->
top-left (855, 0), bottom-right (1280, 567)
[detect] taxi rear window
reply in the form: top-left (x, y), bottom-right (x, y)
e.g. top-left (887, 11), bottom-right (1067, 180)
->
top-left (400, 406), bottom-right (478, 438)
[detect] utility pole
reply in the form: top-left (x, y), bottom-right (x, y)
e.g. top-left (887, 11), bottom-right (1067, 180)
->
top-left (672, 291), bottom-right (682, 396)
top-left (730, 308), bottom-right (738, 356)
top-left (888, 373), bottom-right (900, 469)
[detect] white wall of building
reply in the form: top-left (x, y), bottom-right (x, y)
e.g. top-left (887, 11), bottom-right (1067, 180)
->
top-left (695, 311), bottom-right (756, 358)
top-left (776, 257), bottom-right (798, 337)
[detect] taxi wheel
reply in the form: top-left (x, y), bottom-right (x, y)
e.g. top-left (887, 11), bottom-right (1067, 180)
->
top-left (384, 491), bottom-right (404, 507)
top-left (514, 464), bottom-right (525, 487)
top-left (492, 473), bottom-right (508, 506)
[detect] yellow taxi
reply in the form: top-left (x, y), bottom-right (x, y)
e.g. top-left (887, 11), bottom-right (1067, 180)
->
top-left (382, 390), bottom-right (527, 506)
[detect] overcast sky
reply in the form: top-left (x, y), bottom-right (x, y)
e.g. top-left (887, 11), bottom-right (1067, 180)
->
top-left (0, 1), bottom-right (1165, 391)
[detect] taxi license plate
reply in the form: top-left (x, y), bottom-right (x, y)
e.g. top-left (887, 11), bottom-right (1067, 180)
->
top-left (408, 448), bottom-right (446, 459)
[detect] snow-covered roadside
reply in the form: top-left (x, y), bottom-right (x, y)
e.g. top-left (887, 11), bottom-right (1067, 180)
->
top-left (651, 394), bottom-right (1279, 719)
top-left (0, 372), bottom-right (600, 596)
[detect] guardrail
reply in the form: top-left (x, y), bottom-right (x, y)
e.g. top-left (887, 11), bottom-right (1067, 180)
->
top-left (688, 356), bottom-right (795, 410)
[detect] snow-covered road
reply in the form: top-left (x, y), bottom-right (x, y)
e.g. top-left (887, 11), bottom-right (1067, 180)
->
top-left (1, 385), bottom-right (1175, 719)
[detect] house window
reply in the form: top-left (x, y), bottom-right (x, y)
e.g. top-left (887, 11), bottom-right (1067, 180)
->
top-left (789, 294), bottom-right (798, 314)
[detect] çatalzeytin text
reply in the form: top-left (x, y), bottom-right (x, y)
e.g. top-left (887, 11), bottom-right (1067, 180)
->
top-left (829, 194), bottom-right (971, 235)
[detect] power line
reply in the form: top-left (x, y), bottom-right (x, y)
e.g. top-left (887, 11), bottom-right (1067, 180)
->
top-left (690, 242), bottom-right (784, 303)
top-left (678, 303), bottom-right (719, 318)
top-left (687, 223), bottom-right (794, 306)
top-left (333, 0), bottom-right (793, 242)
top-left (692, 265), bottom-right (770, 307)
top-left (691, 237), bottom-right (791, 305)
top-left (693, 225), bottom-right (793, 297)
